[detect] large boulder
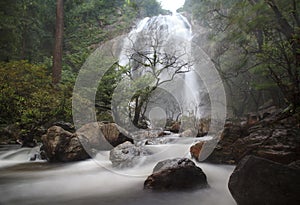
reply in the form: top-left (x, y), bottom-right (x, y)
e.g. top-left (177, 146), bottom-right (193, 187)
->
top-left (228, 155), bottom-right (300, 205)
top-left (202, 123), bottom-right (245, 164)
top-left (198, 113), bottom-right (300, 165)
top-left (41, 126), bottom-right (90, 162)
top-left (144, 158), bottom-right (208, 190)
top-left (232, 124), bottom-right (300, 164)
top-left (77, 122), bottom-right (133, 151)
top-left (109, 141), bottom-right (151, 168)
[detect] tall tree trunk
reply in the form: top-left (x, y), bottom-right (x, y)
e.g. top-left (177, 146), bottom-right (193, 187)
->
top-left (52, 0), bottom-right (64, 85)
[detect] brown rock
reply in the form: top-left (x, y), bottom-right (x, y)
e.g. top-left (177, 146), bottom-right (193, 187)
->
top-left (144, 158), bottom-right (208, 190)
top-left (197, 118), bottom-right (210, 137)
top-left (169, 122), bottom-right (180, 133)
top-left (233, 126), bottom-right (300, 164)
top-left (190, 141), bottom-right (205, 160)
top-left (41, 126), bottom-right (90, 162)
top-left (203, 124), bottom-right (244, 164)
top-left (77, 122), bottom-right (133, 151)
top-left (229, 155), bottom-right (300, 205)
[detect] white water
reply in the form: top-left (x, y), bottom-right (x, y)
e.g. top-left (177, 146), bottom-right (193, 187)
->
top-left (0, 146), bottom-right (40, 168)
top-left (115, 13), bottom-right (207, 130)
top-left (0, 145), bottom-right (236, 205)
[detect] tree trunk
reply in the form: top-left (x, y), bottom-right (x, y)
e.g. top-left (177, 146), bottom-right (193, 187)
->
top-left (133, 96), bottom-right (142, 126)
top-left (52, 0), bottom-right (64, 85)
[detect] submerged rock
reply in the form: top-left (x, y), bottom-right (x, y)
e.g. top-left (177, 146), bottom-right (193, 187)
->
top-left (228, 155), bottom-right (300, 205)
top-left (41, 126), bottom-right (90, 162)
top-left (144, 158), bottom-right (208, 190)
top-left (109, 141), bottom-right (151, 168)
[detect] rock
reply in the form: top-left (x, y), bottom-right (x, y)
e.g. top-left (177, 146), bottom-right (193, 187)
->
top-left (180, 129), bottom-right (196, 137)
top-left (41, 126), bottom-right (90, 162)
top-left (100, 123), bottom-right (133, 147)
top-left (197, 118), bottom-right (210, 137)
top-left (246, 112), bottom-right (259, 126)
top-left (144, 158), bottom-right (208, 190)
top-left (232, 125), bottom-right (300, 164)
top-left (228, 155), bottom-right (300, 205)
top-left (190, 141), bottom-right (205, 160)
top-left (131, 129), bottom-right (164, 140)
top-left (109, 141), bottom-right (151, 168)
top-left (145, 136), bottom-right (177, 145)
top-left (203, 124), bottom-right (245, 164)
top-left (53, 121), bottom-right (75, 132)
top-left (288, 160), bottom-right (300, 169)
top-left (76, 122), bottom-right (133, 151)
top-left (202, 113), bottom-right (300, 165)
top-left (171, 122), bottom-right (180, 133)
top-left (169, 122), bottom-right (180, 133)
top-left (20, 137), bottom-right (37, 148)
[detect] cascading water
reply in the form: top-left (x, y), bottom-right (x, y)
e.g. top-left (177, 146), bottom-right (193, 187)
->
top-left (116, 13), bottom-right (208, 131)
top-left (0, 13), bottom-right (233, 205)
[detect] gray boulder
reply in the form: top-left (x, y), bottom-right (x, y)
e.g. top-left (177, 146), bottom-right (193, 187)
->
top-left (77, 122), bottom-right (133, 151)
top-left (109, 141), bottom-right (151, 168)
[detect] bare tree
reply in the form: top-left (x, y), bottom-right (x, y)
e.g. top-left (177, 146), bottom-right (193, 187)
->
top-left (121, 27), bottom-right (193, 128)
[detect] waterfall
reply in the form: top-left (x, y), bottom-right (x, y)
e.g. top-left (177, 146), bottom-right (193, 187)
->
top-left (115, 13), bottom-right (207, 130)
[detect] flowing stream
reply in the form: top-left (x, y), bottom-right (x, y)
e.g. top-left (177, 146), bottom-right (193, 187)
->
top-left (0, 144), bottom-right (236, 205)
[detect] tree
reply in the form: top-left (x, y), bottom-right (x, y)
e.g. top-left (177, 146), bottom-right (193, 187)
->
top-left (183, 0), bottom-right (300, 115)
top-left (52, 0), bottom-right (64, 84)
top-left (0, 0), bottom-right (55, 62)
top-left (119, 26), bottom-right (192, 128)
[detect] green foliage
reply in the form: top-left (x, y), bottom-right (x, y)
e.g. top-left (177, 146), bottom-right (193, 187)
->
top-left (183, 0), bottom-right (300, 115)
top-left (0, 0), bottom-right (55, 62)
top-left (0, 61), bottom-right (72, 127)
top-left (0, 0), bottom-right (166, 134)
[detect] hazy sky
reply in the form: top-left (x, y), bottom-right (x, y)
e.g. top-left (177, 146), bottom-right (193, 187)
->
top-left (159, 0), bottom-right (185, 12)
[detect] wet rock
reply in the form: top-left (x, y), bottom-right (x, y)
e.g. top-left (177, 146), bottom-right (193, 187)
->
top-left (288, 160), bottom-right (300, 169)
top-left (228, 155), bottom-right (300, 205)
top-left (144, 136), bottom-right (177, 145)
top-left (201, 112), bottom-right (300, 165)
top-left (203, 124), bottom-right (244, 164)
top-left (180, 129), bottom-right (196, 137)
top-left (131, 130), bottom-right (165, 140)
top-left (41, 126), bottom-right (90, 162)
top-left (109, 141), bottom-right (151, 168)
top-left (232, 125), bottom-right (300, 164)
top-left (197, 118), bottom-right (210, 137)
top-left (167, 121), bottom-right (180, 133)
top-left (77, 122), bottom-right (133, 151)
top-left (190, 141), bottom-right (205, 160)
top-left (144, 158), bottom-right (208, 190)
top-left (53, 121), bottom-right (75, 132)
top-left (19, 136), bottom-right (37, 148)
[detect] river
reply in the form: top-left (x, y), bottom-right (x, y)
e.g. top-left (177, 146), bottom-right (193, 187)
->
top-left (0, 145), bottom-right (236, 205)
